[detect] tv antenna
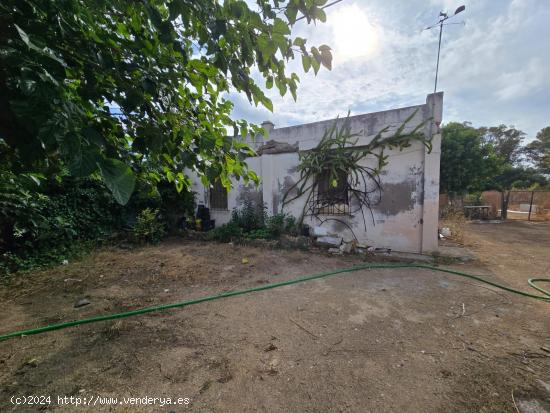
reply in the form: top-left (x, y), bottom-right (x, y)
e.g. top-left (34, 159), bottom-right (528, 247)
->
top-left (424, 5), bottom-right (466, 94)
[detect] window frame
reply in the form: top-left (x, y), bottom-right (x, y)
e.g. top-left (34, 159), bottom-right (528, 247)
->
top-left (313, 169), bottom-right (350, 215)
top-left (209, 180), bottom-right (228, 210)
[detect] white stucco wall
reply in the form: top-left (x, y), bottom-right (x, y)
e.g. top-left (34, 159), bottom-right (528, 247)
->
top-left (191, 93), bottom-right (443, 253)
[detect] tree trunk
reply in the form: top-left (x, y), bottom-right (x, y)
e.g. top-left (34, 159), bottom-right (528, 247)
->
top-left (501, 191), bottom-right (510, 220)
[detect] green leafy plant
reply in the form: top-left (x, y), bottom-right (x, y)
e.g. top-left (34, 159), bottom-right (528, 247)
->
top-left (0, 173), bottom-right (126, 275)
top-left (132, 208), bottom-right (166, 244)
top-left (207, 222), bottom-right (243, 243)
top-left (283, 214), bottom-right (300, 236)
top-left (230, 199), bottom-right (266, 232)
top-left (244, 228), bottom-right (271, 240)
top-left (281, 110), bottom-right (432, 228)
top-left (265, 213), bottom-right (287, 238)
top-left (208, 210), bottom-right (300, 242)
top-left (0, 0), bottom-right (333, 204)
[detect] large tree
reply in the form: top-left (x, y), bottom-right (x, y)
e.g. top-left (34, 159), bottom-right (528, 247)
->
top-left (440, 122), bottom-right (501, 195)
top-left (524, 127), bottom-right (550, 174)
top-left (478, 124), bottom-right (525, 164)
top-left (0, 0), bottom-right (333, 203)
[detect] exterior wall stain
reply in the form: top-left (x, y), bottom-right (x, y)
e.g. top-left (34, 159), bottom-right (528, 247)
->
top-left (375, 181), bottom-right (417, 216)
top-left (275, 176), bottom-right (298, 215)
top-left (236, 184), bottom-right (263, 208)
top-left (287, 165), bottom-right (299, 174)
top-left (272, 191), bottom-right (279, 215)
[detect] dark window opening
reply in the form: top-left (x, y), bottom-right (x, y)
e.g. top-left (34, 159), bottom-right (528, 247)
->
top-left (210, 180), bottom-right (228, 210)
top-left (313, 169), bottom-right (350, 215)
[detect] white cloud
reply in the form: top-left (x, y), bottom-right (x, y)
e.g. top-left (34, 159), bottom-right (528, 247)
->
top-left (230, 0), bottom-right (550, 138)
top-left (496, 58), bottom-right (548, 100)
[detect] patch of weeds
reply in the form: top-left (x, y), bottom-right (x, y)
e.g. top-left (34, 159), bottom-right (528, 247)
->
top-left (431, 251), bottom-right (459, 265)
top-left (207, 211), bottom-right (303, 243)
top-left (132, 208), bottom-right (166, 244)
top-left (244, 228), bottom-right (270, 240)
top-left (1, 239), bottom-right (100, 277)
top-left (206, 222), bottom-right (243, 242)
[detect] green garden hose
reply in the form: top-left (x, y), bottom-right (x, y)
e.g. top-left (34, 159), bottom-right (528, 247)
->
top-left (0, 264), bottom-right (548, 342)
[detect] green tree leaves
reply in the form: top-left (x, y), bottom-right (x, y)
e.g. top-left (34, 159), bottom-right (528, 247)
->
top-left (0, 0), bottom-right (332, 204)
top-left (440, 122), bottom-right (548, 193)
top-left (299, 43), bottom-right (332, 74)
top-left (524, 127), bottom-right (550, 174)
top-left (97, 158), bottom-right (136, 205)
top-left (440, 123), bottom-right (501, 195)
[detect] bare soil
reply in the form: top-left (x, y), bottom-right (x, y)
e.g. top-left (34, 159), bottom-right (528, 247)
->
top-left (0, 222), bottom-right (549, 412)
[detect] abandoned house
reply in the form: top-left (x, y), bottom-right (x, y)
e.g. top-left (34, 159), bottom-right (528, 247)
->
top-left (189, 93), bottom-right (443, 254)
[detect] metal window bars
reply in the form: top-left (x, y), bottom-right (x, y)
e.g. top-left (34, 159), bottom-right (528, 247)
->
top-left (311, 171), bottom-right (350, 215)
top-left (209, 180), bottom-right (228, 210)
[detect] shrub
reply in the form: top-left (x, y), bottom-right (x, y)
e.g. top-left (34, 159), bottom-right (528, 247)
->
top-left (244, 228), bottom-right (271, 240)
top-left (208, 210), bottom-right (302, 242)
top-left (125, 179), bottom-right (196, 232)
top-left (264, 213), bottom-right (302, 238)
top-left (1, 174), bottom-right (125, 275)
top-left (132, 208), bottom-right (166, 244)
top-left (0, 170), bottom-right (195, 274)
top-left (230, 199), bottom-right (266, 232)
top-left (266, 213), bottom-right (286, 238)
top-left (284, 215), bottom-right (300, 236)
top-left (207, 222), bottom-right (243, 242)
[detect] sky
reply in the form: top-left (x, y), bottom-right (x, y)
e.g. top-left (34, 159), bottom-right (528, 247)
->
top-left (229, 0), bottom-right (550, 141)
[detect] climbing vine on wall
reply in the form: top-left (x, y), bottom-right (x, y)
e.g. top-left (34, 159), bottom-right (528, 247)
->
top-left (281, 110), bottom-right (432, 231)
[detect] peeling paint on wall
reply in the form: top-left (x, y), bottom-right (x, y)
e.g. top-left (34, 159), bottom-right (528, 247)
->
top-left (236, 184), bottom-right (263, 208)
top-left (376, 181), bottom-right (417, 216)
top-left (274, 176), bottom-right (298, 215)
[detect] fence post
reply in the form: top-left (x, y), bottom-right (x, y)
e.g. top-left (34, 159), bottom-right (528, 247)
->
top-left (528, 190), bottom-right (535, 221)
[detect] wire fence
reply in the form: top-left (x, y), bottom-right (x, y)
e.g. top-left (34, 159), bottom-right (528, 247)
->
top-left (505, 190), bottom-right (550, 221)
top-left (440, 190), bottom-right (550, 221)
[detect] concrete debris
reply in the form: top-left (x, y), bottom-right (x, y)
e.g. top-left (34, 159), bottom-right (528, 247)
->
top-left (440, 227), bottom-right (452, 238)
top-left (328, 248), bottom-right (342, 255)
top-left (316, 236), bottom-right (342, 247)
top-left (339, 242), bottom-right (353, 253)
top-left (74, 298), bottom-right (91, 308)
top-left (310, 226), bottom-right (328, 237)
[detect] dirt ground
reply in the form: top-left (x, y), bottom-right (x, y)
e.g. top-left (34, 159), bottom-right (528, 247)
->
top-left (0, 222), bottom-right (549, 412)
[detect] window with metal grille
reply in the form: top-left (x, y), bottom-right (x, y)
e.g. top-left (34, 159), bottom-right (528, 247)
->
top-left (313, 169), bottom-right (350, 215)
top-left (210, 180), bottom-right (228, 210)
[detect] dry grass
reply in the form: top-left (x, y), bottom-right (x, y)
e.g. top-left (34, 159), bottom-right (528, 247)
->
top-left (440, 206), bottom-right (467, 244)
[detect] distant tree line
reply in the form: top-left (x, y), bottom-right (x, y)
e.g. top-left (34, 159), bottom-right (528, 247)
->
top-left (440, 123), bottom-right (550, 196)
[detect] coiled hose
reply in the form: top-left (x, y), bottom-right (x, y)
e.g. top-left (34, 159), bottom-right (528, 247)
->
top-left (0, 263), bottom-right (548, 342)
